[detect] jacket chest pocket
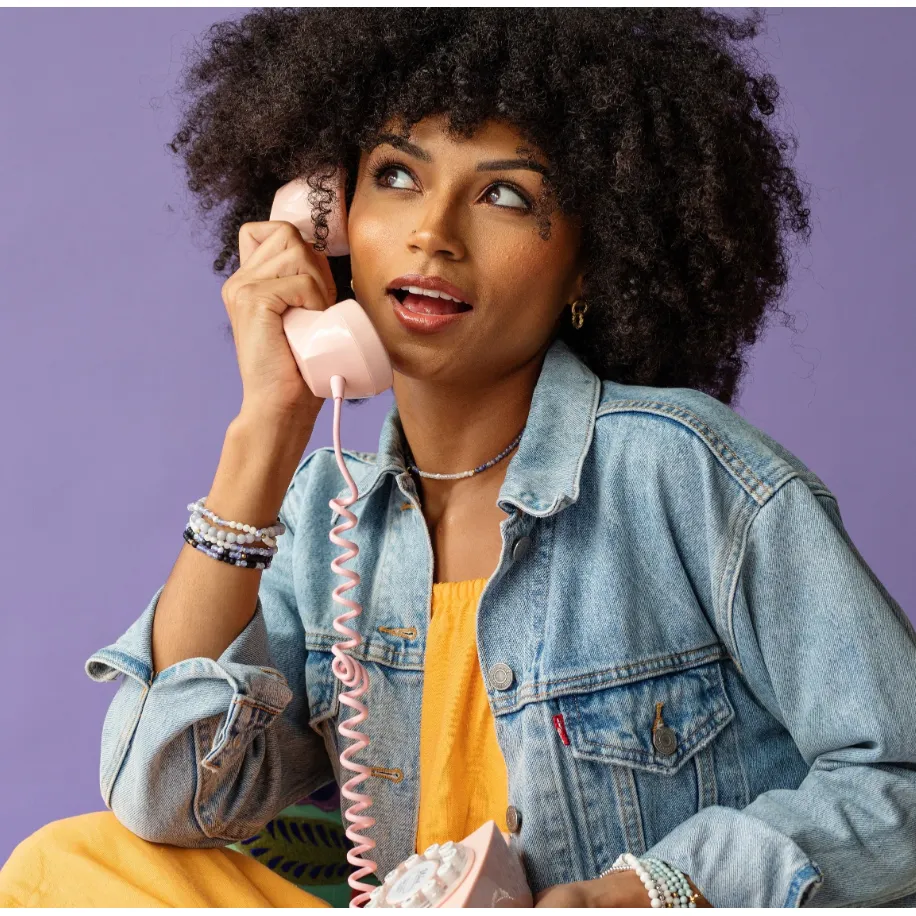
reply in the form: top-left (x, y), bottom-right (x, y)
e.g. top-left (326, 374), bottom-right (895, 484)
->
top-left (552, 658), bottom-right (747, 863)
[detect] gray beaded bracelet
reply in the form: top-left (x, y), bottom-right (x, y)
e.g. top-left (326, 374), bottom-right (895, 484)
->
top-left (183, 526), bottom-right (274, 570)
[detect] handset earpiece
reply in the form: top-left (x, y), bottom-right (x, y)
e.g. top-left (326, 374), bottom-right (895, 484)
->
top-left (269, 167), bottom-right (351, 256)
top-left (269, 167), bottom-right (393, 400)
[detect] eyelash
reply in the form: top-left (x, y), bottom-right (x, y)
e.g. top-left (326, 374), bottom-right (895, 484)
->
top-left (369, 155), bottom-right (533, 212)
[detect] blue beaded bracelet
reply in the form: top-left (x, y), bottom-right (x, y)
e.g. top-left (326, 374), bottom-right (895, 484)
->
top-left (183, 527), bottom-right (274, 569)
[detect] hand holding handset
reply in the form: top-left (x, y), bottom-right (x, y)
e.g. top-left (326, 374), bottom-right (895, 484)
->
top-left (268, 171), bottom-right (532, 908)
top-left (269, 171), bottom-right (393, 400)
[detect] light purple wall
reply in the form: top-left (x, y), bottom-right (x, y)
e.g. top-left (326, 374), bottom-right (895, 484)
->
top-left (1, 9), bottom-right (913, 866)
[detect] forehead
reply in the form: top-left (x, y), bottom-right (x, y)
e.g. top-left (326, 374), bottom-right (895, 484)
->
top-left (369, 112), bottom-right (547, 160)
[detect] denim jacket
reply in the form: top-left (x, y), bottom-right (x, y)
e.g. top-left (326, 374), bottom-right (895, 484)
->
top-left (86, 337), bottom-right (916, 907)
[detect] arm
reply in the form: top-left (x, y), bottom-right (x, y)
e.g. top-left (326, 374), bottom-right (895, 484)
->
top-left (639, 476), bottom-right (916, 907)
top-left (149, 411), bottom-right (313, 675)
top-left (85, 434), bottom-right (334, 847)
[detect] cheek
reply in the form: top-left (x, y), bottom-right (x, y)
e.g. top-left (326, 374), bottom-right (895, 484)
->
top-left (346, 219), bottom-right (398, 286)
top-left (490, 240), bottom-right (570, 309)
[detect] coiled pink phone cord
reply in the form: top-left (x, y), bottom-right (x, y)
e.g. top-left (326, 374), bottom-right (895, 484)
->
top-left (328, 375), bottom-right (378, 908)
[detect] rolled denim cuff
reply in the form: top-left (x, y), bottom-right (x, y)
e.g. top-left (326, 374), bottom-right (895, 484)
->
top-left (85, 584), bottom-right (292, 825)
top-left (86, 583), bottom-right (292, 700)
top-left (641, 804), bottom-right (823, 908)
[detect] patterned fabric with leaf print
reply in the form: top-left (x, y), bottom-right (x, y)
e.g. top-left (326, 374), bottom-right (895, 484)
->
top-left (226, 783), bottom-right (367, 908)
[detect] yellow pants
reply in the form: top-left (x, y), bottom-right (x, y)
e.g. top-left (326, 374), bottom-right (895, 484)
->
top-left (0, 811), bottom-right (331, 907)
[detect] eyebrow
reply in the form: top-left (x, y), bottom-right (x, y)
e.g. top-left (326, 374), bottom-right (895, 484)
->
top-left (369, 133), bottom-right (549, 176)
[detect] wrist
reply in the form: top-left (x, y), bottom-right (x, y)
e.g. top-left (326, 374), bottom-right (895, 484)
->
top-left (209, 414), bottom-right (312, 529)
top-left (235, 399), bottom-right (321, 435)
top-left (593, 869), bottom-right (657, 907)
top-left (595, 863), bottom-right (712, 908)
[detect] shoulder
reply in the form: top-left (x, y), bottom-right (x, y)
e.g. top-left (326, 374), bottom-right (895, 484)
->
top-left (594, 379), bottom-right (837, 508)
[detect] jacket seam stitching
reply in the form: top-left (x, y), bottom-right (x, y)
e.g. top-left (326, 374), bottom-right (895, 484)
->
top-left (724, 475), bottom-right (802, 709)
top-left (491, 644), bottom-right (730, 714)
top-left (528, 642), bottom-right (725, 691)
top-left (234, 696), bottom-right (285, 716)
top-left (720, 497), bottom-right (761, 678)
top-left (570, 700), bottom-right (734, 769)
top-left (596, 400), bottom-right (774, 504)
top-left (103, 682), bottom-right (150, 809)
top-left (566, 374), bottom-right (602, 506)
top-left (189, 720), bottom-right (206, 837)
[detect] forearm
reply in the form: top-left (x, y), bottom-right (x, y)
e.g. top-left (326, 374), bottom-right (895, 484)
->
top-left (151, 408), bottom-right (316, 674)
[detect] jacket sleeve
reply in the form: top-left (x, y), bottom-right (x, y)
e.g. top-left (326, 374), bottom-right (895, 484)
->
top-left (84, 457), bottom-right (334, 846)
top-left (642, 475), bottom-right (916, 907)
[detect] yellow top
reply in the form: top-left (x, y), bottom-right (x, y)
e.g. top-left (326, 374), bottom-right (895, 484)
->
top-left (415, 577), bottom-right (509, 854)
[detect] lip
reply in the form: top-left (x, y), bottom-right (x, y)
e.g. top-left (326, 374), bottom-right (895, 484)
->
top-left (386, 274), bottom-right (474, 307)
top-left (388, 292), bottom-right (471, 334)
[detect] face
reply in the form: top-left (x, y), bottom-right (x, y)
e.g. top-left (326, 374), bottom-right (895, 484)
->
top-left (346, 113), bottom-right (585, 390)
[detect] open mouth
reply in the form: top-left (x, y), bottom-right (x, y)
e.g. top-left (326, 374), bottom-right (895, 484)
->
top-left (390, 288), bottom-right (473, 314)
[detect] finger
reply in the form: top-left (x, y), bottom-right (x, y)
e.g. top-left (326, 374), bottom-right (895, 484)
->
top-left (239, 220), bottom-right (306, 269)
top-left (239, 221), bottom-right (338, 305)
top-left (231, 272), bottom-right (329, 318)
top-left (241, 243), bottom-right (336, 305)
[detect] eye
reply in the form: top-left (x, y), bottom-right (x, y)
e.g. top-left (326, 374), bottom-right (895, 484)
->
top-left (370, 157), bottom-right (532, 212)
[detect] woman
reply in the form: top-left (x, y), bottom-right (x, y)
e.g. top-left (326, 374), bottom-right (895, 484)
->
top-left (3, 8), bottom-right (916, 908)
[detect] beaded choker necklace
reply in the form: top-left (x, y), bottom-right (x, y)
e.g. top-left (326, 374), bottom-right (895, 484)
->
top-left (405, 427), bottom-right (525, 480)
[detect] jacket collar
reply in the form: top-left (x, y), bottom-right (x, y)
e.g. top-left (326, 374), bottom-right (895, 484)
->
top-left (333, 337), bottom-right (602, 519)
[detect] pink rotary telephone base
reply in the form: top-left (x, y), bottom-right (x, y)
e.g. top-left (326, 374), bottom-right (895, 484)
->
top-left (364, 820), bottom-right (532, 908)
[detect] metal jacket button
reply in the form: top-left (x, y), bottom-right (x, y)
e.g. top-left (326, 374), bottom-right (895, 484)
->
top-left (511, 536), bottom-right (531, 561)
top-left (653, 725), bottom-right (678, 756)
top-left (506, 805), bottom-right (522, 833)
top-left (489, 662), bottom-right (514, 691)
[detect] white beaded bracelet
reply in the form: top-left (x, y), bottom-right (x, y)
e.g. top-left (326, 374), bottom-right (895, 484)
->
top-left (189, 518), bottom-right (277, 556)
top-left (601, 853), bottom-right (699, 908)
top-left (188, 496), bottom-right (286, 546)
top-left (616, 853), bottom-right (665, 908)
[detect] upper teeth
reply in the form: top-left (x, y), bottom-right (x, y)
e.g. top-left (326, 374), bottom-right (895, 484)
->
top-left (395, 285), bottom-right (466, 304)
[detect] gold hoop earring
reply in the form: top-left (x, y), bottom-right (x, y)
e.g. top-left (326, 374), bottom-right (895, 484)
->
top-left (570, 298), bottom-right (589, 330)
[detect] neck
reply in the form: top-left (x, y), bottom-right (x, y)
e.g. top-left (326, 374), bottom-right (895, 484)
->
top-left (393, 345), bottom-right (548, 509)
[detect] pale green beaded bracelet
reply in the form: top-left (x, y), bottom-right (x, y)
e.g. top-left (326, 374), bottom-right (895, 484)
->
top-left (643, 857), bottom-right (697, 908)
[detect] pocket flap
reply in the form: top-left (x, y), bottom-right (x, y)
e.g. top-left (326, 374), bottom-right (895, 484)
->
top-left (559, 659), bottom-right (734, 775)
top-left (304, 649), bottom-right (341, 725)
top-left (199, 695), bottom-right (285, 772)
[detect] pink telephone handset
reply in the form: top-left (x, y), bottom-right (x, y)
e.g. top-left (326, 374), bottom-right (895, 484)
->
top-left (269, 170), bottom-right (532, 909)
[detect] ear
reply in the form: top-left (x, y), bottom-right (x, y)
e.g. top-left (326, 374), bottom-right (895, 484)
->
top-left (269, 165), bottom-right (349, 255)
top-left (569, 267), bottom-right (587, 303)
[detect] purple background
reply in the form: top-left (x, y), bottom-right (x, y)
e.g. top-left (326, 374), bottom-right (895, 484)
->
top-left (1, 9), bottom-right (914, 866)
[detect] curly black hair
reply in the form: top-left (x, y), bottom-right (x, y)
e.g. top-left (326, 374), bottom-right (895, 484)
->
top-left (166, 7), bottom-right (812, 406)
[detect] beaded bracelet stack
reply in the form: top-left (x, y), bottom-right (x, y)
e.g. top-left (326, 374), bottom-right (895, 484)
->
top-left (183, 497), bottom-right (286, 570)
top-left (602, 853), bottom-right (700, 908)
